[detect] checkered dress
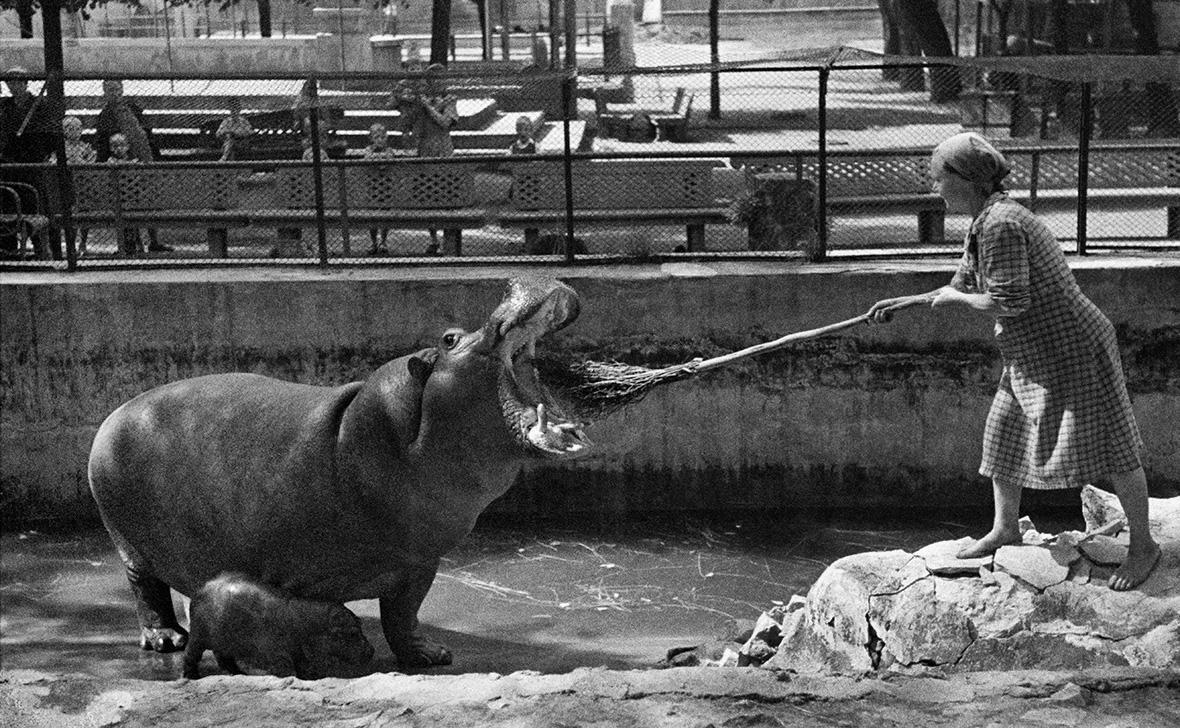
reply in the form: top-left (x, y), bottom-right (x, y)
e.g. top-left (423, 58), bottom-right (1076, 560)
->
top-left (951, 193), bottom-right (1143, 489)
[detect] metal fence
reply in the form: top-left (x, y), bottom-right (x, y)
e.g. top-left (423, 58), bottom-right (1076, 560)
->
top-left (3, 54), bottom-right (1178, 270)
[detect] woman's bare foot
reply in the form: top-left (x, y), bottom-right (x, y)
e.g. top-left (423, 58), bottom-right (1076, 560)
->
top-left (956, 528), bottom-right (1022, 559)
top-left (1109, 544), bottom-right (1162, 591)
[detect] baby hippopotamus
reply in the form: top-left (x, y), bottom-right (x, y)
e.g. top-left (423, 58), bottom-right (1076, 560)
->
top-left (183, 572), bottom-right (374, 680)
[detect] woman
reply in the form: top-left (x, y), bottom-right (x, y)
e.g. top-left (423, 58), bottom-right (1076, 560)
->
top-left (868, 132), bottom-right (1160, 591)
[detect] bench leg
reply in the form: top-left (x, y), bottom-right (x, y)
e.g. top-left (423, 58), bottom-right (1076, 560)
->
top-left (918, 210), bottom-right (945, 246)
top-left (1169, 207), bottom-right (1180, 239)
top-left (443, 228), bottom-right (462, 256)
top-left (207, 228), bottom-right (228, 258)
top-left (524, 228), bottom-right (540, 252)
top-left (686, 224), bottom-right (705, 252)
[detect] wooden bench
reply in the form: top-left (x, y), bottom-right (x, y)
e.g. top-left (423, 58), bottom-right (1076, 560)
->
top-left (597, 87), bottom-right (688, 142)
top-left (69, 161), bottom-right (489, 256)
top-left (735, 144), bottom-right (1180, 246)
top-left (1003, 145), bottom-right (1180, 237)
top-left (498, 159), bottom-right (728, 251)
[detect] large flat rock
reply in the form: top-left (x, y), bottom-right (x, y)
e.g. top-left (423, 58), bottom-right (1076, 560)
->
top-left (766, 487), bottom-right (1180, 674)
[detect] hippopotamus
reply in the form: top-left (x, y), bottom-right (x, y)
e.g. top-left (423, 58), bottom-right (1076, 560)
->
top-left (183, 572), bottom-right (374, 680)
top-left (88, 275), bottom-right (590, 668)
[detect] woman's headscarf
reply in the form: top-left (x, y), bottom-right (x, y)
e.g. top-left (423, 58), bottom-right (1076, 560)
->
top-left (931, 132), bottom-right (1010, 192)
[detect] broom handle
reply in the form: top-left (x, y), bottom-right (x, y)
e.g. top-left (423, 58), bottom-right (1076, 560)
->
top-left (690, 300), bottom-right (924, 374)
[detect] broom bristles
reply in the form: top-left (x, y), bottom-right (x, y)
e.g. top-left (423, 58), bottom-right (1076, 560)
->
top-left (537, 358), bottom-right (699, 418)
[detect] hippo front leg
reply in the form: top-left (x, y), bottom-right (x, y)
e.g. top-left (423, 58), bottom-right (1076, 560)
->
top-left (379, 564), bottom-right (453, 669)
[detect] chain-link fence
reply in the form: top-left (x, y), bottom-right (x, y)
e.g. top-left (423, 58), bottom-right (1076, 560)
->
top-left (3, 50), bottom-right (1178, 269)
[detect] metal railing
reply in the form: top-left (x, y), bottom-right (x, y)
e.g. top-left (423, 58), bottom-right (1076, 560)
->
top-left (3, 57), bottom-right (1178, 270)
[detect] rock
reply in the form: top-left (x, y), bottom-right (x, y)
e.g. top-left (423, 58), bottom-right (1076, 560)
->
top-left (1079, 536), bottom-right (1129, 566)
top-left (738, 639), bottom-right (777, 667)
top-left (1020, 706), bottom-right (1089, 726)
top-left (662, 641), bottom-right (737, 668)
top-left (1046, 682), bottom-right (1091, 707)
top-left (1068, 559), bottom-right (1092, 585)
top-left (749, 612), bottom-right (783, 647)
top-left (718, 618), bottom-right (758, 644)
top-left (764, 520), bottom-right (1180, 674)
top-left (994, 545), bottom-right (1070, 591)
top-left (916, 538), bottom-right (993, 576)
top-left (713, 647), bottom-right (741, 668)
top-left (1081, 485), bottom-right (1124, 533)
top-left (764, 550), bottom-right (913, 674)
top-left (1082, 486), bottom-right (1180, 543)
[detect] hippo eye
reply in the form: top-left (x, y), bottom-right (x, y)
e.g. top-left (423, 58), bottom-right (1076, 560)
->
top-left (441, 330), bottom-right (463, 349)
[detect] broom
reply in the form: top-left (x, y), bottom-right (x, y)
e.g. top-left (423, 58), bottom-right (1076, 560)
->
top-left (540, 309), bottom-right (898, 419)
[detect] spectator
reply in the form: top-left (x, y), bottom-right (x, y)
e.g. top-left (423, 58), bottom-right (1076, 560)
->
top-left (95, 79), bottom-right (170, 252)
top-left (216, 97), bottom-right (254, 161)
top-left (50, 116), bottom-right (96, 255)
top-left (95, 79), bottom-right (155, 163)
top-left (362, 122), bottom-right (401, 255)
top-left (0, 66), bottom-right (55, 163)
top-left (1, 67), bottom-right (57, 259)
top-left (106, 133), bottom-right (143, 257)
top-left (507, 115), bottom-right (537, 155)
top-left (411, 64), bottom-right (458, 159)
top-left (409, 64), bottom-right (457, 253)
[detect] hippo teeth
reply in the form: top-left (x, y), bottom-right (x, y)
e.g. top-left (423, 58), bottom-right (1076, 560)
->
top-left (526, 403), bottom-right (591, 455)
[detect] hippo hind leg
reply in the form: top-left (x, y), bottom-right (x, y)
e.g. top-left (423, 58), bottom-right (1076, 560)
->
top-left (128, 564), bottom-right (189, 652)
top-left (108, 530), bottom-right (188, 652)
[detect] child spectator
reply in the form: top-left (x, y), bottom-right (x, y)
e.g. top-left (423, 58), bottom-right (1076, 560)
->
top-left (52, 116), bottom-right (96, 254)
top-left (508, 115), bottom-right (537, 155)
top-left (216, 97), bottom-right (253, 161)
top-left (362, 122), bottom-right (401, 255)
top-left (106, 133), bottom-right (142, 256)
top-left (55, 115), bottom-right (97, 164)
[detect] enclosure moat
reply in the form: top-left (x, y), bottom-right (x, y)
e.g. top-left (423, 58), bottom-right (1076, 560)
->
top-left (2, 509), bottom-right (1007, 680)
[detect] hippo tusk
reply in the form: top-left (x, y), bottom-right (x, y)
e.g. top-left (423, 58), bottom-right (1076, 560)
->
top-left (527, 403), bottom-right (591, 455)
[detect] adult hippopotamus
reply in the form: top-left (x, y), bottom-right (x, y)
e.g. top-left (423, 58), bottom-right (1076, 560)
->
top-left (88, 276), bottom-right (590, 668)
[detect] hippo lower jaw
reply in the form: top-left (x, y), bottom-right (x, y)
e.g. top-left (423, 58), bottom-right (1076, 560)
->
top-left (500, 336), bottom-right (592, 458)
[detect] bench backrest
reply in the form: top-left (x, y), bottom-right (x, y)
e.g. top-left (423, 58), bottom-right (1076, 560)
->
top-left (73, 167), bottom-right (236, 212)
top-left (275, 163), bottom-right (477, 209)
top-left (1005, 148), bottom-right (1180, 189)
top-left (508, 160), bottom-right (716, 210)
top-left (811, 156), bottom-right (934, 197)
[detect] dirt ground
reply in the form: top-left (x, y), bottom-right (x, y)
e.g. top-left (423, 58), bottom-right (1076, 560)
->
top-left (4, 664), bottom-right (1179, 727)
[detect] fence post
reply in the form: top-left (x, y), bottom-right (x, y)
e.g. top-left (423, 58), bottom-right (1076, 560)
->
top-left (308, 78), bottom-right (330, 265)
top-left (709, 0), bottom-right (720, 119)
top-left (42, 0), bottom-right (76, 268)
top-left (561, 71), bottom-right (577, 263)
top-left (1076, 81), bottom-right (1092, 256)
top-left (815, 66), bottom-right (829, 262)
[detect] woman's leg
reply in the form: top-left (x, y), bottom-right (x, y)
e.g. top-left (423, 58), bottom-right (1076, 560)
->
top-left (1108, 467), bottom-right (1161, 591)
top-left (956, 477), bottom-right (1024, 558)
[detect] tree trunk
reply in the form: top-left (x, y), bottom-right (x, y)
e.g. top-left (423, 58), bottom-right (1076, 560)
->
top-left (257, 0), bottom-right (272, 38)
top-left (17, 0), bottom-right (35, 39)
top-left (431, 0), bottom-right (452, 66)
top-left (1126, 0), bottom-right (1180, 136)
top-left (895, 0), bottom-right (961, 101)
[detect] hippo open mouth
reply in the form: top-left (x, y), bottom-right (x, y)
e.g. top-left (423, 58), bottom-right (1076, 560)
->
top-left (489, 277), bottom-right (592, 457)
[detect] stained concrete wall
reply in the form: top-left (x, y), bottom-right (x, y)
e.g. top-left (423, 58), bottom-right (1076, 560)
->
top-left (2, 259), bottom-right (1177, 523)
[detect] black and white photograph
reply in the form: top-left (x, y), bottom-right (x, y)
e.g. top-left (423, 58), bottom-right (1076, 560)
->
top-left (2, 1), bottom-right (1179, 725)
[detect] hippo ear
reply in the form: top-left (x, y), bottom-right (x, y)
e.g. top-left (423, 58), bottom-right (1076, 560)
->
top-left (407, 349), bottom-right (437, 387)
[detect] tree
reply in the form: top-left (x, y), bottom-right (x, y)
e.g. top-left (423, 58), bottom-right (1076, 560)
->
top-left (0, 0), bottom-right (89, 38)
top-left (1126, 0), bottom-right (1180, 136)
top-left (877, 0), bottom-right (961, 101)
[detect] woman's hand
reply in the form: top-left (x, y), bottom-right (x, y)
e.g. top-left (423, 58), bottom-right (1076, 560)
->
top-left (867, 295), bottom-right (923, 323)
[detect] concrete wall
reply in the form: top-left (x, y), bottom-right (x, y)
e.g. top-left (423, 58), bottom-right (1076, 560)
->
top-left (0, 37), bottom-right (322, 76)
top-left (2, 260), bottom-right (1177, 524)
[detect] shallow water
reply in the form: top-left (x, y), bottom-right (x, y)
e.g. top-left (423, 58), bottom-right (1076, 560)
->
top-left (0, 511), bottom-right (1076, 680)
